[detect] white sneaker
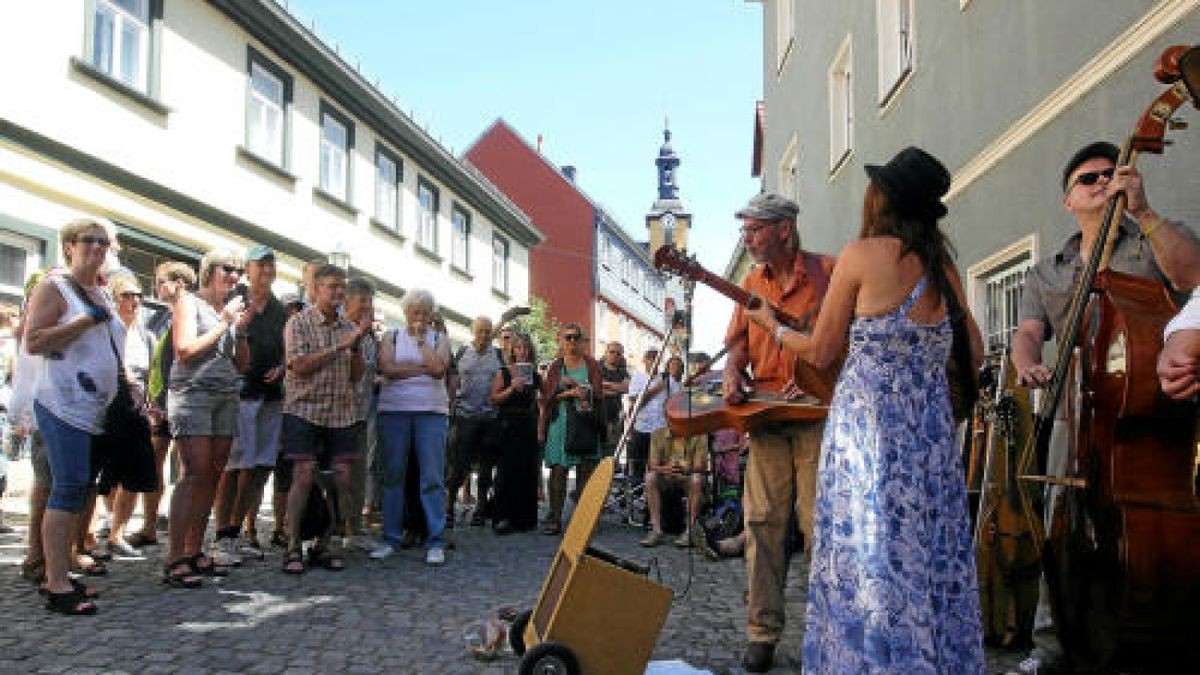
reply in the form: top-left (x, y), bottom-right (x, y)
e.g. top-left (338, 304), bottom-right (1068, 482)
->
top-left (209, 538), bottom-right (242, 567)
top-left (425, 547), bottom-right (445, 566)
top-left (346, 534), bottom-right (381, 552)
top-left (368, 543), bottom-right (397, 560)
top-left (236, 536), bottom-right (264, 560)
top-left (109, 538), bottom-right (141, 558)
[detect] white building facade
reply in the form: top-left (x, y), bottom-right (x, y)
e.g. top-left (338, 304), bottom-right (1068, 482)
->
top-left (0, 0), bottom-right (541, 339)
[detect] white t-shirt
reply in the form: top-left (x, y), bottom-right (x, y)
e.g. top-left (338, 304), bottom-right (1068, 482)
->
top-left (628, 371), bottom-right (679, 433)
top-left (1164, 288), bottom-right (1200, 340)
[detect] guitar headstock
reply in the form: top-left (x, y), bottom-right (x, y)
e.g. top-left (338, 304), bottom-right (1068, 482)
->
top-left (653, 245), bottom-right (702, 281)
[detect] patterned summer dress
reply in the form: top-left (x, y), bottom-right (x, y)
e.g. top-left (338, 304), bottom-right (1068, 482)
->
top-left (803, 277), bottom-right (984, 674)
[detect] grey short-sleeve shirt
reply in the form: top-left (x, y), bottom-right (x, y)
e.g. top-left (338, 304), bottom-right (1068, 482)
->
top-left (1018, 217), bottom-right (1195, 338)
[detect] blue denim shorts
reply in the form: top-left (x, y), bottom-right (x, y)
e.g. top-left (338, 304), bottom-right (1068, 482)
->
top-left (33, 401), bottom-right (93, 513)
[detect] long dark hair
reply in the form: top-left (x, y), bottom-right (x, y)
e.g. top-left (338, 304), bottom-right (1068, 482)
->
top-left (861, 182), bottom-right (977, 415)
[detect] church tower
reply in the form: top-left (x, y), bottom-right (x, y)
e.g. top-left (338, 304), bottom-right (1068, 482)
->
top-left (646, 120), bottom-right (691, 252)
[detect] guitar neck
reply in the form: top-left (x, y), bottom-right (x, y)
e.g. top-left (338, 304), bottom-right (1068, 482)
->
top-left (698, 269), bottom-right (805, 329)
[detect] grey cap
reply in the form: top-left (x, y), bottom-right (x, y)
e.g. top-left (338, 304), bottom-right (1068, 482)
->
top-left (734, 193), bottom-right (799, 221)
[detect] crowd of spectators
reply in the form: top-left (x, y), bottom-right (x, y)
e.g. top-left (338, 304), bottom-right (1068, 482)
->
top-left (5, 216), bottom-right (738, 616)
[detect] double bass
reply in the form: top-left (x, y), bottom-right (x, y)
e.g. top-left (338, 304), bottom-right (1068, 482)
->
top-left (1022, 45), bottom-right (1200, 672)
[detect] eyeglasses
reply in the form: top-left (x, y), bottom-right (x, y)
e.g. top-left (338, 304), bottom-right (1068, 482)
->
top-left (500, 334), bottom-right (513, 340)
top-left (739, 221), bottom-right (779, 236)
top-left (1070, 167), bottom-right (1115, 189)
top-left (73, 235), bottom-right (111, 247)
top-left (119, 291), bottom-right (143, 300)
top-left (562, 333), bottom-right (583, 342)
top-left (220, 265), bottom-right (244, 275)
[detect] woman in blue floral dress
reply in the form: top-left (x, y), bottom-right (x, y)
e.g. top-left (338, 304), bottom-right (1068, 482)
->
top-left (748, 147), bottom-right (986, 673)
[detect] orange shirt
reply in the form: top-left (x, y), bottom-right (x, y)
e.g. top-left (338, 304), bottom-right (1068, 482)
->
top-left (725, 250), bottom-right (835, 393)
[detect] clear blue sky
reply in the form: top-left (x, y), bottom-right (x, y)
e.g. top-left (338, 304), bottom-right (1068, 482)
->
top-left (285, 0), bottom-right (762, 354)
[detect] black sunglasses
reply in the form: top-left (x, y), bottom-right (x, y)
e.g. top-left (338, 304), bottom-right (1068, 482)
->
top-left (74, 235), bottom-right (111, 247)
top-left (1071, 167), bottom-right (1115, 189)
top-left (562, 333), bottom-right (583, 342)
top-left (119, 291), bottom-right (143, 299)
top-left (219, 264), bottom-right (244, 275)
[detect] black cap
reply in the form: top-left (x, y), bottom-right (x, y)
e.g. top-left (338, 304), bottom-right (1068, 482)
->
top-left (864, 147), bottom-right (951, 221)
top-left (1061, 141), bottom-right (1119, 192)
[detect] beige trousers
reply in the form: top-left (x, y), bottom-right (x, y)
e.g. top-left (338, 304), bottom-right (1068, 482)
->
top-left (743, 421), bottom-right (825, 644)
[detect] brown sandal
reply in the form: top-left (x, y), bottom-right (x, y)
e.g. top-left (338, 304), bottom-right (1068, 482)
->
top-left (45, 588), bottom-right (98, 616)
top-left (308, 546), bottom-right (345, 571)
top-left (20, 558), bottom-right (45, 585)
top-left (282, 550), bottom-right (306, 575)
top-left (162, 558), bottom-right (202, 589)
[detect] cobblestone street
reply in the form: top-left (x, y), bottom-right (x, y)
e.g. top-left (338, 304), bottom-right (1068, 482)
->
top-left (0, 461), bottom-right (1046, 675)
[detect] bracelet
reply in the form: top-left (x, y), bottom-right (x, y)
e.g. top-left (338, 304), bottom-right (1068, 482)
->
top-left (1140, 215), bottom-right (1164, 238)
top-left (773, 323), bottom-right (794, 345)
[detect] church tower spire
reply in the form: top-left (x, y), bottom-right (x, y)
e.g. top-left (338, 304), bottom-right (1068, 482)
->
top-left (647, 118), bottom-right (691, 252)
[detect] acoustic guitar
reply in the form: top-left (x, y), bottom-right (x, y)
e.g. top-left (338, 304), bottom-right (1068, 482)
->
top-left (653, 245), bottom-right (843, 404)
top-left (663, 371), bottom-right (827, 437)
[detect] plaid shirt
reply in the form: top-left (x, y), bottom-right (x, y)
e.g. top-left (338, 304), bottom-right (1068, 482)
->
top-left (283, 305), bottom-right (359, 428)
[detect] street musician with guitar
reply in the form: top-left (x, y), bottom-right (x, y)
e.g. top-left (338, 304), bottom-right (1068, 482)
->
top-left (719, 193), bottom-right (834, 673)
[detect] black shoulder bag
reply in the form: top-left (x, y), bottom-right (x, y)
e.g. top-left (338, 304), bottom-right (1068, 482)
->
top-left (67, 278), bottom-right (157, 493)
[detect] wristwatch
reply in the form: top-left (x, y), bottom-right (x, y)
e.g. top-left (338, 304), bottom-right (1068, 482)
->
top-left (774, 323), bottom-right (793, 345)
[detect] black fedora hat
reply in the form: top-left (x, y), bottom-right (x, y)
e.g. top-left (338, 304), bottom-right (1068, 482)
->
top-left (864, 147), bottom-right (950, 221)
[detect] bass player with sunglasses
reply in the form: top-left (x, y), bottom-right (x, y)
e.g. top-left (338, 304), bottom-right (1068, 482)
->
top-left (1013, 140), bottom-right (1200, 390)
top-left (1009, 141), bottom-right (1200, 660)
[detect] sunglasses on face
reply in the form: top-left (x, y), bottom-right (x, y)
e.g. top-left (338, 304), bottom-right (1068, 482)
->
top-left (1071, 167), bottom-right (1115, 189)
top-left (73, 235), bottom-right (111, 247)
top-left (562, 333), bottom-right (583, 342)
top-left (119, 291), bottom-right (143, 300)
top-left (220, 264), bottom-right (244, 275)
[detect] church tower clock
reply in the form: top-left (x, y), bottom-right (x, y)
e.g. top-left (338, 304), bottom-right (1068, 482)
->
top-left (646, 121), bottom-right (691, 252)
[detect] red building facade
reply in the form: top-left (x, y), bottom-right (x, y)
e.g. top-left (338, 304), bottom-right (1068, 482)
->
top-left (465, 120), bottom-right (596, 335)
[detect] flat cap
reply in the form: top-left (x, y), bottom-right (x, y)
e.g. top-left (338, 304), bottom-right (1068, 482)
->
top-left (734, 193), bottom-right (799, 222)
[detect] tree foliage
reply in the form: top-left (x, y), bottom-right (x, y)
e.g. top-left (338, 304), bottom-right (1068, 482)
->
top-left (512, 295), bottom-right (559, 364)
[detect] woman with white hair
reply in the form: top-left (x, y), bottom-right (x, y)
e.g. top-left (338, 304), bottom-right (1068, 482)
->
top-left (23, 218), bottom-right (127, 614)
top-left (369, 289), bottom-right (451, 565)
top-left (163, 249), bottom-right (247, 587)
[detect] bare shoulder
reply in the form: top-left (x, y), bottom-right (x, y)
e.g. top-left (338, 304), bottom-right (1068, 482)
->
top-left (839, 237), bottom-right (902, 267)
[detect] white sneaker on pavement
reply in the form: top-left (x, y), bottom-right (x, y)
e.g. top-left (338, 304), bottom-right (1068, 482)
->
top-left (346, 534), bottom-right (381, 552)
top-left (368, 543), bottom-right (397, 560)
top-left (210, 538), bottom-right (242, 567)
top-left (109, 538), bottom-right (141, 558)
top-left (425, 547), bottom-right (445, 566)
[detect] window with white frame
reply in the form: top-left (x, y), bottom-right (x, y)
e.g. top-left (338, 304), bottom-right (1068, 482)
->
top-left (599, 232), bottom-right (610, 267)
top-left (451, 206), bottom-right (470, 272)
top-left (596, 301), bottom-right (608, 336)
top-left (418, 179), bottom-right (439, 252)
top-left (374, 147), bottom-right (401, 231)
top-left (876, 0), bottom-right (915, 106)
top-left (491, 235), bottom-right (509, 293)
top-left (0, 232), bottom-right (41, 303)
top-left (246, 50), bottom-right (291, 168)
top-left (828, 37), bottom-right (854, 171)
top-left (775, 0), bottom-right (795, 73)
top-left (319, 104), bottom-right (353, 202)
top-left (779, 136), bottom-right (799, 199)
top-left (89, 0), bottom-right (156, 93)
top-left (970, 239), bottom-right (1035, 353)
